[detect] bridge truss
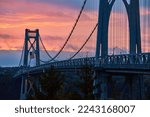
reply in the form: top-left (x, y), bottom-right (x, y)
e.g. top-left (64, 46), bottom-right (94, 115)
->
top-left (16, 0), bottom-right (150, 100)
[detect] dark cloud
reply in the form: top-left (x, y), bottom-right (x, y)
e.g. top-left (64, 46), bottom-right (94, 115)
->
top-left (143, 39), bottom-right (150, 44)
top-left (27, 0), bottom-right (98, 11)
top-left (140, 0), bottom-right (150, 9)
top-left (109, 0), bottom-right (150, 14)
top-left (0, 34), bottom-right (15, 39)
top-left (141, 15), bottom-right (150, 27)
top-left (84, 46), bottom-right (95, 51)
top-left (44, 35), bottom-right (64, 41)
top-left (66, 44), bottom-right (77, 51)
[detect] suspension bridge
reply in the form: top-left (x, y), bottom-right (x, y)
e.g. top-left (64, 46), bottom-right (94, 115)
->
top-left (14, 0), bottom-right (150, 100)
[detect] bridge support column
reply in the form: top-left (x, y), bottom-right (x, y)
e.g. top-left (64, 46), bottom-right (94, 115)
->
top-left (20, 75), bottom-right (35, 100)
top-left (96, 0), bottom-right (115, 59)
top-left (131, 75), bottom-right (145, 99)
top-left (20, 76), bottom-right (27, 100)
top-left (93, 73), bottom-right (101, 99)
top-left (93, 70), bottom-right (111, 100)
top-left (125, 74), bottom-right (145, 99)
top-left (100, 73), bottom-right (108, 99)
top-left (123, 0), bottom-right (141, 54)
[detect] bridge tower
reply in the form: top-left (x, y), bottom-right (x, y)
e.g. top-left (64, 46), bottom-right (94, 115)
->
top-left (96, 0), bottom-right (115, 59)
top-left (94, 0), bottom-right (143, 99)
top-left (20, 29), bottom-right (40, 99)
top-left (94, 0), bottom-right (115, 100)
top-left (23, 29), bottom-right (40, 66)
top-left (121, 0), bottom-right (143, 100)
top-left (96, 0), bottom-right (141, 58)
top-left (123, 0), bottom-right (141, 54)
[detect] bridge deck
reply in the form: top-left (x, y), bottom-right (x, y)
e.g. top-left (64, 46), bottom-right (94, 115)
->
top-left (14, 53), bottom-right (150, 77)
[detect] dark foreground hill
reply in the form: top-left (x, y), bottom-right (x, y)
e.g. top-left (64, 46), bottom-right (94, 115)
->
top-left (0, 67), bottom-right (21, 100)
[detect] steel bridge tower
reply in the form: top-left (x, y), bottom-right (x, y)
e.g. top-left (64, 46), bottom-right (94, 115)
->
top-left (23, 29), bottom-right (40, 66)
top-left (123, 0), bottom-right (141, 54)
top-left (94, 0), bottom-right (143, 100)
top-left (96, 0), bottom-right (115, 58)
top-left (96, 0), bottom-right (141, 59)
top-left (20, 29), bottom-right (40, 99)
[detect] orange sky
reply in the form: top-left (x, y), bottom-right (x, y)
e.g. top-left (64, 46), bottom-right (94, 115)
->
top-left (0, 0), bottom-right (98, 52)
top-left (0, 0), bottom-right (149, 53)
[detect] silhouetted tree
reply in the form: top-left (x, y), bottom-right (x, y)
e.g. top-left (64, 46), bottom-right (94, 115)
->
top-left (27, 66), bottom-right (65, 100)
top-left (80, 60), bottom-right (94, 99)
top-left (40, 66), bottom-right (65, 99)
top-left (144, 77), bottom-right (150, 99)
top-left (28, 62), bottom-right (97, 100)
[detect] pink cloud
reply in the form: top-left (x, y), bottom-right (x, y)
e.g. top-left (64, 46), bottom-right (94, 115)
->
top-left (0, 0), bottom-right (149, 54)
top-left (0, 0), bottom-right (97, 52)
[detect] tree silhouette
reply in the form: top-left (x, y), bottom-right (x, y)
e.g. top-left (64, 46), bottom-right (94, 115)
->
top-left (27, 62), bottom-right (96, 100)
top-left (27, 66), bottom-right (65, 100)
top-left (80, 59), bottom-right (94, 100)
top-left (40, 66), bottom-right (65, 99)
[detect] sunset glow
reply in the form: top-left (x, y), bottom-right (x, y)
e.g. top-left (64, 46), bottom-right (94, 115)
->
top-left (0, 0), bottom-right (98, 52)
top-left (0, 0), bottom-right (149, 53)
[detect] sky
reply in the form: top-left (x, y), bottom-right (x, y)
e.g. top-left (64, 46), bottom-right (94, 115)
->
top-left (0, 0), bottom-right (149, 67)
top-left (0, 0), bottom-right (98, 51)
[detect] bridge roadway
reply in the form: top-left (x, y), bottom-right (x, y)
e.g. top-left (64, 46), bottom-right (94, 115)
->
top-left (14, 53), bottom-right (150, 78)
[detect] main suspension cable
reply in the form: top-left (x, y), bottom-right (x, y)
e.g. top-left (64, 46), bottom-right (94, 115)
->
top-left (39, 35), bottom-right (57, 62)
top-left (49, 0), bottom-right (87, 62)
top-left (69, 23), bottom-right (98, 60)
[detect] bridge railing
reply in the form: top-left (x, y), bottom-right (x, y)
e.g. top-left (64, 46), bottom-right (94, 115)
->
top-left (103, 53), bottom-right (150, 65)
top-left (15, 53), bottom-right (150, 77)
top-left (46, 57), bottom-right (96, 68)
top-left (96, 53), bottom-right (150, 70)
top-left (30, 53), bottom-right (150, 70)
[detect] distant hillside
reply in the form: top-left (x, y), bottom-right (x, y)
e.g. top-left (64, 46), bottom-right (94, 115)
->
top-left (0, 67), bottom-right (19, 78)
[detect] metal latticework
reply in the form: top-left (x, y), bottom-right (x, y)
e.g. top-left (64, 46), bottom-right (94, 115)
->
top-left (23, 29), bottom-right (40, 66)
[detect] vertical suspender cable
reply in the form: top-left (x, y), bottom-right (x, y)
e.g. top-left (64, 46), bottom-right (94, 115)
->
top-left (147, 0), bottom-right (150, 52)
top-left (120, 2), bottom-right (122, 53)
top-left (114, 4), bottom-right (117, 54)
top-left (110, 7), bottom-right (113, 55)
top-left (143, 0), bottom-right (146, 52)
top-left (112, 7), bottom-right (114, 54)
top-left (125, 8), bottom-right (127, 53)
top-left (19, 41), bottom-right (25, 66)
top-left (145, 0), bottom-right (147, 52)
top-left (112, 6), bottom-right (114, 54)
